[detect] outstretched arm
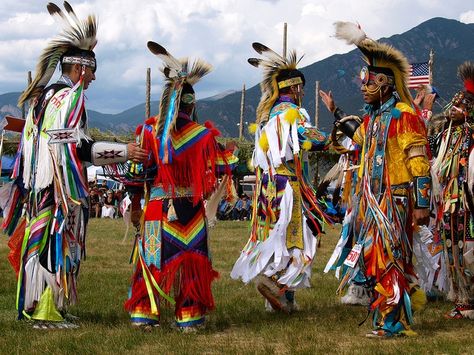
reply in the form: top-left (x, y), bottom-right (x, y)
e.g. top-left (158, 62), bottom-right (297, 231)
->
top-left (77, 140), bottom-right (147, 164)
top-left (319, 89), bottom-right (361, 140)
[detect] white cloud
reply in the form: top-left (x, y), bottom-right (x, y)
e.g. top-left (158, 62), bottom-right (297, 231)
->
top-left (302, 3), bottom-right (326, 17)
top-left (460, 10), bottom-right (474, 24)
top-left (0, 0), bottom-right (473, 113)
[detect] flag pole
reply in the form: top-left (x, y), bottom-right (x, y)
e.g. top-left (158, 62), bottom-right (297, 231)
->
top-left (429, 49), bottom-right (434, 85)
top-left (283, 22), bottom-right (287, 59)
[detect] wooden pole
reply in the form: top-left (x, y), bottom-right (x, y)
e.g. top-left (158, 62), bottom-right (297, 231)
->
top-left (239, 84), bottom-right (246, 140)
top-left (428, 49), bottom-right (434, 85)
top-left (22, 71), bottom-right (32, 118)
top-left (314, 81), bottom-right (320, 128)
top-left (145, 68), bottom-right (151, 118)
top-left (313, 80), bottom-right (320, 187)
top-left (283, 22), bottom-right (287, 59)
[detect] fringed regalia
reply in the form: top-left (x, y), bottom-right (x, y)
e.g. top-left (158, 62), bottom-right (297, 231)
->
top-left (231, 97), bottom-right (331, 290)
top-left (328, 22), bottom-right (432, 336)
top-left (348, 99), bottom-right (430, 335)
top-left (125, 114), bottom-right (236, 328)
top-left (0, 2), bottom-right (100, 323)
top-left (434, 123), bottom-right (474, 318)
top-left (431, 61), bottom-right (474, 319)
top-left (124, 42), bottom-right (237, 329)
top-left (231, 43), bottom-right (332, 312)
top-left (3, 76), bottom-right (91, 322)
top-left (1, 2), bottom-right (131, 324)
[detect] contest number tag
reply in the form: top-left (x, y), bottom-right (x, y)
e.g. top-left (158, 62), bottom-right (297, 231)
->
top-left (343, 243), bottom-right (363, 268)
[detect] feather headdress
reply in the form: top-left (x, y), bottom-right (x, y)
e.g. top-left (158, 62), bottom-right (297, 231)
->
top-left (18, 1), bottom-right (98, 107)
top-left (459, 61), bottom-right (474, 95)
top-left (446, 61), bottom-right (474, 118)
top-left (147, 41), bottom-right (212, 163)
top-left (249, 42), bottom-right (304, 124)
top-left (455, 62), bottom-right (474, 117)
top-left (333, 21), bottom-right (412, 106)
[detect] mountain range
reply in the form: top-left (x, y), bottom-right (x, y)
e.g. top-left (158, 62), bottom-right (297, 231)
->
top-left (1, 17), bottom-right (473, 137)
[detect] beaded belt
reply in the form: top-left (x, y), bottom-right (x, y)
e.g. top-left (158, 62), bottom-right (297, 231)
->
top-left (391, 183), bottom-right (411, 197)
top-left (150, 185), bottom-right (194, 200)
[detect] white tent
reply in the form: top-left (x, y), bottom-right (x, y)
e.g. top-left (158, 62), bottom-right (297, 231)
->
top-left (87, 165), bottom-right (124, 190)
top-left (87, 165), bottom-right (104, 182)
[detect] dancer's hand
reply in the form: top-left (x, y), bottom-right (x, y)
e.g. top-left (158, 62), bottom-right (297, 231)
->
top-left (413, 208), bottom-right (429, 226)
top-left (127, 143), bottom-right (148, 163)
top-left (131, 210), bottom-right (142, 227)
top-left (422, 93), bottom-right (436, 111)
top-left (319, 90), bottom-right (336, 113)
top-left (413, 91), bottom-right (425, 106)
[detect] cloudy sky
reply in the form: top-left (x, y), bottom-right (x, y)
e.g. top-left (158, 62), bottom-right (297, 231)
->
top-left (0, 0), bottom-right (473, 113)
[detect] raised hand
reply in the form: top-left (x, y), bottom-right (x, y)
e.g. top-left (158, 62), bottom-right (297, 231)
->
top-left (319, 90), bottom-right (336, 113)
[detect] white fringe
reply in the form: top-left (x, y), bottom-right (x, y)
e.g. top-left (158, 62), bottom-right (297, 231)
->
top-left (431, 120), bottom-right (452, 179)
top-left (23, 255), bottom-right (46, 310)
top-left (0, 181), bottom-right (18, 216)
top-left (413, 227), bottom-right (440, 292)
top-left (324, 209), bottom-right (353, 274)
top-left (231, 181), bottom-right (317, 289)
top-left (468, 148), bottom-right (474, 203)
top-left (231, 182), bottom-right (293, 283)
top-left (22, 108), bottom-right (35, 189)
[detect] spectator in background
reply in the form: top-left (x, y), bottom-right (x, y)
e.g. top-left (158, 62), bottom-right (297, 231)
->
top-left (240, 195), bottom-right (251, 220)
top-left (101, 190), bottom-right (116, 219)
top-left (89, 188), bottom-right (101, 218)
top-left (114, 188), bottom-right (125, 218)
top-left (217, 197), bottom-right (231, 220)
top-left (232, 196), bottom-right (243, 221)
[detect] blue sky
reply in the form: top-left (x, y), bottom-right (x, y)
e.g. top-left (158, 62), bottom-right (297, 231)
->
top-left (0, 0), bottom-right (473, 113)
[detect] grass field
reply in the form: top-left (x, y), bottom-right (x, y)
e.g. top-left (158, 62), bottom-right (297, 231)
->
top-left (1, 218), bottom-right (473, 354)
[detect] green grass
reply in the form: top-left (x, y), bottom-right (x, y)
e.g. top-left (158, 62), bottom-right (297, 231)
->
top-left (1, 219), bottom-right (473, 354)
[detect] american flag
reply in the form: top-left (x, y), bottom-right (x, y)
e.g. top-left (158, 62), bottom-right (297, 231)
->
top-left (408, 62), bottom-right (431, 88)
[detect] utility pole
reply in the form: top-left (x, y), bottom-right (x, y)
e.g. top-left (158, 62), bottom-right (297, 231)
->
top-left (145, 68), bottom-right (151, 118)
top-left (22, 71), bottom-right (32, 118)
top-left (239, 84), bottom-right (246, 140)
top-left (314, 81), bottom-right (320, 127)
top-left (429, 48), bottom-right (434, 85)
top-left (314, 80), bottom-right (320, 187)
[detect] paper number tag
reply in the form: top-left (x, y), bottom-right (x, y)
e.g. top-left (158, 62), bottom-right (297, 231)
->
top-left (343, 244), bottom-right (363, 268)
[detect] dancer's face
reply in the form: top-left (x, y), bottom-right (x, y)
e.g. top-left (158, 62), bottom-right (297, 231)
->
top-left (360, 83), bottom-right (381, 104)
top-left (448, 104), bottom-right (466, 123)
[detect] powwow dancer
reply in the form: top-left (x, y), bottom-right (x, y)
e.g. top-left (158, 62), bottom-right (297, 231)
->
top-left (231, 43), bottom-right (332, 313)
top-left (1, 1), bottom-right (146, 328)
top-left (123, 42), bottom-right (237, 331)
top-left (431, 61), bottom-right (474, 319)
top-left (319, 22), bottom-right (431, 337)
top-left (410, 84), bottom-right (445, 299)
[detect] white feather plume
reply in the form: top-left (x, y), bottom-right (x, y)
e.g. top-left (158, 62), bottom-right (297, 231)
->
top-left (334, 21), bottom-right (367, 46)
